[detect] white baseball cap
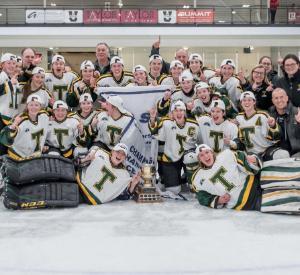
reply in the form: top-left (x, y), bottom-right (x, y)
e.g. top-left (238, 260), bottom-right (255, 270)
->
top-left (240, 91), bottom-right (256, 101)
top-left (80, 60), bottom-right (95, 71)
top-left (133, 65), bottom-right (147, 73)
top-left (112, 143), bottom-right (128, 156)
top-left (194, 81), bottom-right (210, 92)
top-left (1, 53), bottom-right (17, 63)
top-left (179, 70), bottom-right (193, 82)
top-left (53, 100), bottom-right (68, 110)
top-left (170, 100), bottom-right (186, 112)
top-left (220, 59), bottom-right (235, 69)
top-left (32, 67), bottom-right (46, 75)
top-left (79, 93), bottom-right (93, 103)
top-left (110, 56), bottom-right (124, 66)
top-left (52, 54), bottom-right (65, 64)
top-left (195, 144), bottom-right (213, 156)
top-left (170, 60), bottom-right (184, 69)
top-left (188, 53), bottom-right (203, 62)
top-left (26, 94), bottom-right (42, 104)
top-left (16, 56), bottom-right (22, 63)
top-left (149, 54), bottom-right (163, 64)
top-left (210, 100), bottom-right (225, 111)
top-left (105, 94), bottom-right (126, 114)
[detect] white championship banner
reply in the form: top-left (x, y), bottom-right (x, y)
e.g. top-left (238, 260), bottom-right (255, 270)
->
top-left (95, 86), bottom-right (170, 175)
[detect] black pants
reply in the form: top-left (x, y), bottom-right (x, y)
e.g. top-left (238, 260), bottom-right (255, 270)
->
top-left (270, 9), bottom-right (277, 24)
top-left (161, 159), bottom-right (183, 188)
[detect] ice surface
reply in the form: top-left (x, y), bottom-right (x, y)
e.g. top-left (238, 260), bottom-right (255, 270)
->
top-left (0, 195), bottom-right (300, 275)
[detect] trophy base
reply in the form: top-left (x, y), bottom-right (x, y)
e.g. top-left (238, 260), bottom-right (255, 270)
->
top-left (134, 185), bottom-right (162, 203)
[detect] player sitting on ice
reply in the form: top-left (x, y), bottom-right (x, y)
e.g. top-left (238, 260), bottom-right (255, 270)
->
top-left (192, 144), bottom-right (262, 210)
top-left (76, 143), bottom-right (141, 204)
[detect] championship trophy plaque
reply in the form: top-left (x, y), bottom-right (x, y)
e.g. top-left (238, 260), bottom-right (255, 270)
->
top-left (134, 164), bottom-right (162, 203)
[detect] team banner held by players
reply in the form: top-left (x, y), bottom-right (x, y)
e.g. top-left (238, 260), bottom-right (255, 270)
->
top-left (95, 86), bottom-right (170, 175)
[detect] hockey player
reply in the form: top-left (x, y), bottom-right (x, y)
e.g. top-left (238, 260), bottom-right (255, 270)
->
top-left (67, 60), bottom-right (97, 108)
top-left (149, 100), bottom-right (200, 194)
top-left (127, 65), bottom-right (150, 86)
top-left (0, 53), bottom-right (21, 127)
top-left (235, 91), bottom-right (289, 160)
top-left (44, 54), bottom-right (78, 102)
top-left (187, 53), bottom-right (215, 83)
top-left (157, 70), bottom-right (194, 116)
top-left (192, 82), bottom-right (237, 119)
top-left (96, 56), bottom-right (133, 87)
top-left (209, 59), bottom-right (243, 109)
top-left (192, 144), bottom-right (262, 210)
top-left (196, 100), bottom-right (238, 153)
top-left (89, 94), bottom-right (134, 151)
top-left (0, 94), bottom-right (49, 160)
top-left (20, 67), bottom-right (54, 110)
top-left (76, 143), bottom-right (141, 204)
top-left (44, 100), bottom-right (85, 159)
top-left (73, 93), bottom-right (99, 128)
top-left (169, 60), bottom-right (184, 89)
top-left (148, 54), bottom-right (175, 86)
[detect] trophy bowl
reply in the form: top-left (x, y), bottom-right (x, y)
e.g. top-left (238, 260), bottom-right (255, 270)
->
top-left (134, 164), bottom-right (162, 203)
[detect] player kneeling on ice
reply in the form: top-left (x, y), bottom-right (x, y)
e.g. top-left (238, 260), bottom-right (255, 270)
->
top-left (192, 144), bottom-right (262, 210)
top-left (76, 143), bottom-right (141, 204)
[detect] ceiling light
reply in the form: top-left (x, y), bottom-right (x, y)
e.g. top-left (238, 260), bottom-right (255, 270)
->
top-left (232, 10), bottom-right (236, 14)
top-left (118, 0), bottom-right (123, 8)
top-left (0, 13), bottom-right (2, 17)
top-left (183, 5), bottom-right (190, 9)
top-left (242, 4), bottom-right (250, 8)
top-left (50, 2), bottom-right (56, 6)
top-left (218, 20), bottom-right (226, 23)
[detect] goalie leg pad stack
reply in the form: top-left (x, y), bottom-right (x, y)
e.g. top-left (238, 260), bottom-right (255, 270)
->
top-left (4, 155), bottom-right (76, 185)
top-left (3, 182), bottom-right (79, 210)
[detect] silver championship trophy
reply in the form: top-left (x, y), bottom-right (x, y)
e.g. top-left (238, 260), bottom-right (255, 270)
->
top-left (134, 164), bottom-right (162, 203)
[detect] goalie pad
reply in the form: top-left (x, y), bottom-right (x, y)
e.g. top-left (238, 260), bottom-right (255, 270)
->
top-left (3, 154), bottom-right (76, 185)
top-left (260, 158), bottom-right (300, 190)
top-left (3, 181), bottom-right (79, 210)
top-left (261, 187), bottom-right (300, 214)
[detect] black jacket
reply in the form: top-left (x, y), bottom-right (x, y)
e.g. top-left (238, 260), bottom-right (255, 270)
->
top-left (275, 69), bottom-right (300, 107)
top-left (269, 102), bottom-right (300, 155)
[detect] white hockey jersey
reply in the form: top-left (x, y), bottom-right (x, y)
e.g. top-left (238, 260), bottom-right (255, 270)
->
top-left (192, 149), bottom-right (261, 209)
top-left (236, 111), bottom-right (280, 155)
top-left (0, 80), bottom-right (23, 125)
top-left (171, 89), bottom-right (195, 105)
top-left (44, 71), bottom-right (78, 102)
top-left (149, 117), bottom-right (200, 162)
top-left (92, 111), bottom-right (134, 150)
top-left (96, 72), bottom-right (133, 87)
top-left (77, 148), bottom-right (131, 204)
top-left (0, 111), bottom-right (49, 160)
top-left (209, 76), bottom-right (242, 107)
top-left (45, 115), bottom-right (82, 155)
top-left (196, 115), bottom-right (238, 153)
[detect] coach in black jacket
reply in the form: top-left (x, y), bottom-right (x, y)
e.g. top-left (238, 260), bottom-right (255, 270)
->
top-left (275, 54), bottom-right (300, 107)
top-left (269, 88), bottom-right (300, 157)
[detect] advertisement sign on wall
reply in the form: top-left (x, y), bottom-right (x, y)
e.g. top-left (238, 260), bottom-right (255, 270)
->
top-left (158, 10), bottom-right (176, 24)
